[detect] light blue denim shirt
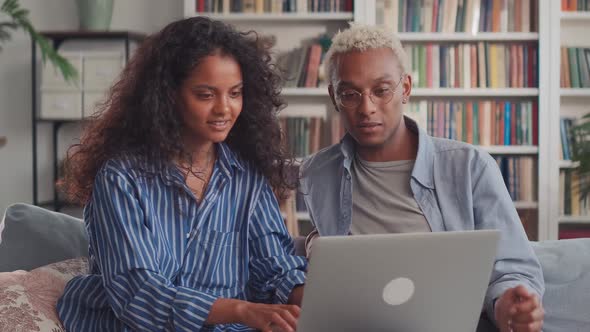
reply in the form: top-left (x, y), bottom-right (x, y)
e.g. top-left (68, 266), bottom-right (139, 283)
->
top-left (299, 117), bottom-right (544, 322)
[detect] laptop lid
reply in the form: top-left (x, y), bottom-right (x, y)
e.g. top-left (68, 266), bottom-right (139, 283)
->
top-left (297, 230), bottom-right (500, 332)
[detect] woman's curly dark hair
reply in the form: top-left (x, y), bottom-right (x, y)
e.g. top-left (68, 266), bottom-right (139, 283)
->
top-left (61, 17), bottom-right (295, 204)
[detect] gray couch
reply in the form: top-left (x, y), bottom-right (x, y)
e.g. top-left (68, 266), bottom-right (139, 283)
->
top-left (1, 203), bottom-right (589, 331)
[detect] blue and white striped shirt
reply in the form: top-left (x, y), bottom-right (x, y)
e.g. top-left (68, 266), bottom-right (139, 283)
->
top-left (57, 143), bottom-right (307, 331)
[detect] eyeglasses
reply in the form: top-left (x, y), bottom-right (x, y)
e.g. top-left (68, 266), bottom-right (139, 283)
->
top-left (335, 74), bottom-right (406, 109)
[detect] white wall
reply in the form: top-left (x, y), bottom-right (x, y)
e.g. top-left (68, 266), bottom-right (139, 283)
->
top-left (0, 0), bottom-right (183, 217)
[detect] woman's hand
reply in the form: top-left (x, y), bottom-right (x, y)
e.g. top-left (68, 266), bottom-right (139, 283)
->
top-left (235, 301), bottom-right (300, 332)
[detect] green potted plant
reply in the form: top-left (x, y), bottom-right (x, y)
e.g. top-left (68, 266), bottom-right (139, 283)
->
top-left (572, 114), bottom-right (590, 199)
top-left (0, 0), bottom-right (77, 82)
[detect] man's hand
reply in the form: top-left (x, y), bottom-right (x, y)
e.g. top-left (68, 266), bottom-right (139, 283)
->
top-left (235, 301), bottom-right (300, 332)
top-left (495, 285), bottom-right (544, 332)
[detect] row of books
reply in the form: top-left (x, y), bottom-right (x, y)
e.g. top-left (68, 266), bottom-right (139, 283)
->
top-left (377, 0), bottom-right (537, 33)
top-left (280, 117), bottom-right (325, 158)
top-left (560, 48), bottom-right (590, 89)
top-left (560, 117), bottom-right (577, 161)
top-left (559, 226), bottom-right (590, 240)
top-left (283, 100), bottom-right (539, 157)
top-left (283, 155), bottom-right (537, 222)
top-left (195, 0), bottom-right (353, 13)
top-left (278, 38), bottom-right (330, 88)
top-left (562, 0), bottom-right (590, 11)
top-left (405, 43), bottom-right (538, 89)
top-left (559, 169), bottom-right (590, 216)
top-left (495, 156), bottom-right (537, 203)
top-left (406, 100), bottom-right (538, 146)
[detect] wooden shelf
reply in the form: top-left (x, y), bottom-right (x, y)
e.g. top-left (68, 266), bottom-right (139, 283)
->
top-left (282, 87), bottom-right (327, 96)
top-left (559, 160), bottom-right (580, 168)
top-left (188, 12), bottom-right (354, 21)
top-left (40, 30), bottom-right (145, 43)
top-left (296, 212), bottom-right (311, 220)
top-left (281, 88), bottom-right (540, 97)
top-left (282, 88), bottom-right (540, 97)
top-left (560, 88), bottom-right (590, 97)
top-left (560, 11), bottom-right (590, 21)
top-left (514, 201), bottom-right (538, 209)
top-left (412, 88), bottom-right (539, 97)
top-left (480, 146), bottom-right (538, 154)
top-left (397, 32), bottom-right (539, 42)
top-left (559, 215), bottom-right (590, 224)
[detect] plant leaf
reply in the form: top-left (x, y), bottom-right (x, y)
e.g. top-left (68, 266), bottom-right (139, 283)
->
top-left (0, 0), bottom-right (78, 82)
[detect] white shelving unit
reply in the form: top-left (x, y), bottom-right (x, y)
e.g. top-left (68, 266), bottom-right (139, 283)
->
top-left (183, 0), bottom-right (360, 235)
top-left (411, 88), bottom-right (539, 97)
top-left (189, 12), bottom-right (354, 21)
top-left (559, 160), bottom-right (581, 169)
top-left (560, 88), bottom-right (590, 97)
top-left (282, 87), bottom-right (328, 96)
top-left (559, 215), bottom-right (590, 224)
top-left (397, 32), bottom-right (539, 42)
top-left (372, 0), bottom-right (549, 240)
top-left (547, 1), bottom-right (590, 240)
top-left (514, 201), bottom-right (539, 209)
top-left (184, 0), bottom-right (555, 239)
top-left (560, 11), bottom-right (590, 21)
top-left (480, 146), bottom-right (539, 155)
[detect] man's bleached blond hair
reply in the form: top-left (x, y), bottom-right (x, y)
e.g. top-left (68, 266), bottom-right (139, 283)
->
top-left (325, 23), bottom-right (409, 83)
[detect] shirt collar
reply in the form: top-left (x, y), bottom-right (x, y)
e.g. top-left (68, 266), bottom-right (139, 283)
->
top-left (217, 142), bottom-right (246, 176)
top-left (339, 116), bottom-right (435, 189)
top-left (159, 142), bottom-right (246, 186)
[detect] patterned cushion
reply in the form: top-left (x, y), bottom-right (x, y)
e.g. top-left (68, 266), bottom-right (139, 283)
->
top-left (0, 257), bottom-right (88, 331)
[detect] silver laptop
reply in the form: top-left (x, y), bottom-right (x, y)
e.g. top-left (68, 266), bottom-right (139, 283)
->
top-left (297, 230), bottom-right (500, 332)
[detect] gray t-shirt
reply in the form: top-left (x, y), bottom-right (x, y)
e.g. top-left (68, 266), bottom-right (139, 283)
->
top-left (350, 155), bottom-right (431, 235)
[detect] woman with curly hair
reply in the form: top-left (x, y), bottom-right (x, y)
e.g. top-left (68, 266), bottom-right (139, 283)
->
top-left (56, 17), bottom-right (306, 332)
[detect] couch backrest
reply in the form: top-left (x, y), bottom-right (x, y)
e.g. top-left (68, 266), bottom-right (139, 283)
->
top-left (0, 203), bottom-right (88, 272)
top-left (531, 239), bottom-right (590, 332)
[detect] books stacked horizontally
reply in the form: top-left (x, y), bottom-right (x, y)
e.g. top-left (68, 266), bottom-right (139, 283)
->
top-left (377, 0), bottom-right (537, 33)
top-left (560, 48), bottom-right (590, 88)
top-left (405, 43), bottom-right (538, 89)
top-left (194, 0), bottom-right (353, 13)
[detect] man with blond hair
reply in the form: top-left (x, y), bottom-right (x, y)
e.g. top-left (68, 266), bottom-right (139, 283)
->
top-left (299, 23), bottom-right (544, 332)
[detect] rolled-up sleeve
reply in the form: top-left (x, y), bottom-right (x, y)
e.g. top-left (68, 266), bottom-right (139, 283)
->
top-left (472, 155), bottom-right (545, 324)
top-left (90, 169), bottom-right (219, 331)
top-left (247, 182), bottom-right (307, 304)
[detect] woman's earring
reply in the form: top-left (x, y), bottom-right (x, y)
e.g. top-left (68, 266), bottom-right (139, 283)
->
top-left (402, 97), bottom-right (408, 104)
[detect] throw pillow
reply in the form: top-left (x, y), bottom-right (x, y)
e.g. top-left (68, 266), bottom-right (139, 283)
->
top-left (0, 257), bottom-right (88, 331)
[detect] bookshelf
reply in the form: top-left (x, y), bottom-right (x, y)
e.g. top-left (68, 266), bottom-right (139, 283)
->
top-left (183, 1), bottom-right (555, 239)
top-left (548, 1), bottom-right (590, 240)
top-left (189, 12), bottom-right (354, 21)
top-left (184, 0), bottom-right (357, 236)
top-left (371, 0), bottom-right (548, 240)
top-left (397, 32), bottom-right (539, 42)
top-left (411, 88), bottom-right (539, 97)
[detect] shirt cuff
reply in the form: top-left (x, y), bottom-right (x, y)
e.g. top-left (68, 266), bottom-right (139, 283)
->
top-left (173, 286), bottom-right (219, 330)
top-left (274, 269), bottom-right (307, 304)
